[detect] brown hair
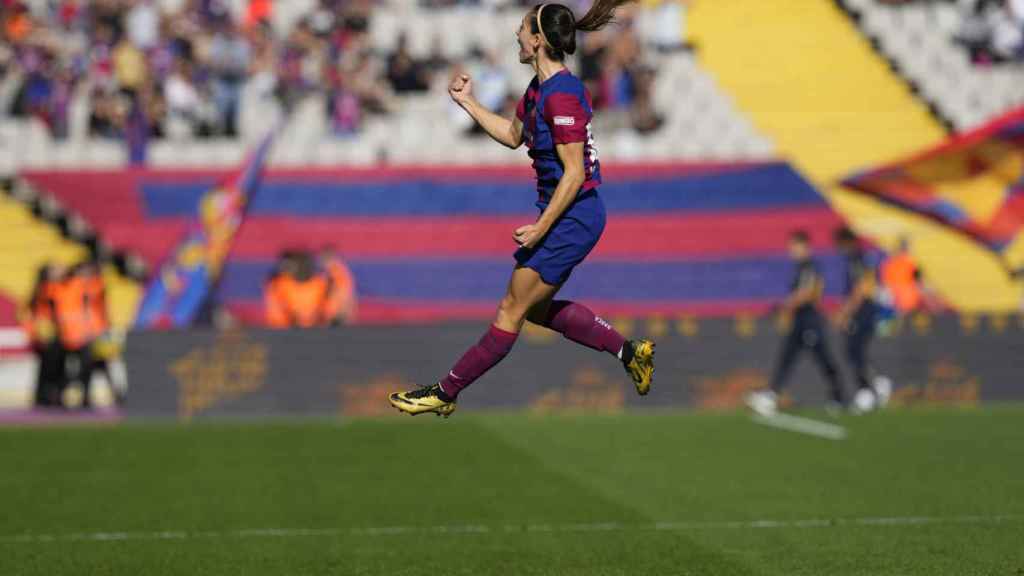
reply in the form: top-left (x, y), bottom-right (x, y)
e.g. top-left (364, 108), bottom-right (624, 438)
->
top-left (530, 1), bottom-right (635, 61)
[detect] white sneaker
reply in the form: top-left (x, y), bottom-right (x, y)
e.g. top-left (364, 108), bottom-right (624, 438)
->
top-left (745, 389), bottom-right (778, 417)
top-left (851, 388), bottom-right (877, 415)
top-left (873, 376), bottom-right (893, 408)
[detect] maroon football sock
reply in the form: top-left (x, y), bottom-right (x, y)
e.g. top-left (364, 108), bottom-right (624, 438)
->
top-left (542, 300), bottom-right (626, 356)
top-left (438, 325), bottom-right (519, 398)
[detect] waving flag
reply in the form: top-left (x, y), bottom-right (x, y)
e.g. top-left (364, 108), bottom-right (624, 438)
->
top-left (134, 133), bottom-right (276, 328)
top-left (842, 107), bottom-right (1024, 263)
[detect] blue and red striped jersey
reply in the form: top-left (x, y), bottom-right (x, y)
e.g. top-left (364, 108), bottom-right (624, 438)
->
top-left (516, 69), bottom-right (602, 206)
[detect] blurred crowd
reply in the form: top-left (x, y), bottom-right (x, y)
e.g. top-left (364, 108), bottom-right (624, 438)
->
top-left (21, 259), bottom-right (126, 409)
top-left (1, 0), bottom-right (673, 157)
top-left (953, 0), bottom-right (1024, 64)
top-left (1, 0), bottom-right (282, 157)
top-left (881, 0), bottom-right (1024, 64)
top-left (264, 248), bottom-right (356, 328)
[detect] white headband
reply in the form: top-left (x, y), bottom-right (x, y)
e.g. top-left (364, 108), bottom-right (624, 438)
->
top-left (536, 4), bottom-right (552, 49)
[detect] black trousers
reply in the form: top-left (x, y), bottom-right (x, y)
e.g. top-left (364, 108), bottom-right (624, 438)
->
top-left (64, 347), bottom-right (95, 409)
top-left (770, 309), bottom-right (846, 404)
top-left (33, 341), bottom-right (65, 407)
top-left (844, 304), bottom-right (877, 391)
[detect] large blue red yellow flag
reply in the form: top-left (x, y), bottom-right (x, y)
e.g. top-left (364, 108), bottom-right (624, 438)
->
top-left (842, 107), bottom-right (1024, 271)
top-left (134, 133), bottom-right (275, 328)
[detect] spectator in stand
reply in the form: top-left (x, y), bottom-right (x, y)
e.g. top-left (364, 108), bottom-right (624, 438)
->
top-left (2, 0), bottom-right (668, 150)
top-left (276, 17), bottom-right (323, 111)
top-left (247, 0), bottom-right (273, 28)
top-left (956, 0), bottom-right (1024, 63)
top-left (163, 57), bottom-right (215, 138)
top-left (126, 0), bottom-right (161, 51)
top-left (464, 47), bottom-right (508, 136)
top-left (327, 76), bottom-right (362, 135)
top-left (1001, 0), bottom-right (1024, 58)
top-left (604, 14), bottom-right (642, 111)
top-left (630, 63), bottom-right (662, 133)
top-left (386, 32), bottom-right (430, 93)
top-left (343, 49), bottom-right (394, 116)
top-left (208, 13), bottom-right (251, 136)
top-left (88, 87), bottom-right (127, 138)
top-left (573, 7), bottom-right (663, 133)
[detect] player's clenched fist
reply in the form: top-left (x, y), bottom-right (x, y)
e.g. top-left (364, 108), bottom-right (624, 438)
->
top-left (448, 73), bottom-right (474, 106)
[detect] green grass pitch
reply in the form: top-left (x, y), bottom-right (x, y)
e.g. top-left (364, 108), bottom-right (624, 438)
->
top-left (2, 406), bottom-right (1023, 575)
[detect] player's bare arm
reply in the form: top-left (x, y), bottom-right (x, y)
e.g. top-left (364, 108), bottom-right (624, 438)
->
top-left (515, 142), bottom-right (585, 249)
top-left (449, 74), bottom-right (524, 149)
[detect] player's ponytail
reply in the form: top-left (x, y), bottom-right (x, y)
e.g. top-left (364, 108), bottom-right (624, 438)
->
top-left (574, 0), bottom-right (634, 32)
top-left (531, 0), bottom-right (634, 61)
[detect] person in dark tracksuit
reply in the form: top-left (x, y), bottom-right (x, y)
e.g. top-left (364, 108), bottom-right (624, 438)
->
top-left (833, 227), bottom-right (890, 412)
top-left (747, 230), bottom-right (845, 416)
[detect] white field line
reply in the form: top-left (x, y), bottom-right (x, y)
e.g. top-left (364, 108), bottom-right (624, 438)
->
top-left (751, 413), bottom-right (848, 440)
top-left (2, 515), bottom-right (1020, 544)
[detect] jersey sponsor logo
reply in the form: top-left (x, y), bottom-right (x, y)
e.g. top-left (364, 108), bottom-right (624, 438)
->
top-left (553, 116), bottom-right (575, 126)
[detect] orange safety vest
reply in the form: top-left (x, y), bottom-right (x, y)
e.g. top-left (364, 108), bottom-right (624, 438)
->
top-left (265, 274), bottom-right (331, 328)
top-left (323, 259), bottom-right (355, 321)
top-left (84, 274), bottom-right (110, 340)
top-left (51, 277), bottom-right (92, 350)
top-left (21, 281), bottom-right (58, 346)
top-left (881, 254), bottom-right (922, 313)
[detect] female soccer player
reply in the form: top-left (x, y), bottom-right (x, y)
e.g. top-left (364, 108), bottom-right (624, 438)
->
top-left (390, 0), bottom-right (655, 417)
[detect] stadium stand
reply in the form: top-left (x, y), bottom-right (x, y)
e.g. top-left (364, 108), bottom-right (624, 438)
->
top-left (840, 0), bottom-right (1024, 132)
top-left (0, 0), bottom-right (772, 169)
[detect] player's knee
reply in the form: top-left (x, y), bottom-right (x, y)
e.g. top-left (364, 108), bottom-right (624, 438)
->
top-left (497, 294), bottom-right (528, 323)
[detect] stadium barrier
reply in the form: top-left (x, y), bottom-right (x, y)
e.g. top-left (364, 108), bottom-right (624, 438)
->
top-left (124, 314), bottom-right (1023, 420)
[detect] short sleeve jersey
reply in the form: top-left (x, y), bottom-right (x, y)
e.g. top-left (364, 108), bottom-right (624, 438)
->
top-left (842, 250), bottom-right (870, 297)
top-left (790, 258), bottom-right (823, 314)
top-left (516, 69), bottom-right (601, 206)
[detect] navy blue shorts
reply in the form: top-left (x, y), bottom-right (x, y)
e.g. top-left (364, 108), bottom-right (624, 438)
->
top-left (514, 190), bottom-right (606, 286)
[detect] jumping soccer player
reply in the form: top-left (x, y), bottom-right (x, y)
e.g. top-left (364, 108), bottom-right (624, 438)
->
top-left (389, 1), bottom-right (655, 417)
top-left (746, 230), bottom-right (846, 416)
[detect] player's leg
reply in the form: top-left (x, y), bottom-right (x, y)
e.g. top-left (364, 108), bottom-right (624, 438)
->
top-left (77, 348), bottom-right (95, 410)
top-left (526, 299), bottom-right (623, 354)
top-left (846, 325), bottom-right (871, 390)
top-left (526, 299), bottom-right (655, 395)
top-left (748, 319), bottom-right (804, 416)
top-left (771, 320), bottom-right (805, 392)
top-left (808, 321), bottom-right (846, 408)
top-left (847, 306), bottom-right (886, 411)
top-left (389, 266), bottom-right (558, 416)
